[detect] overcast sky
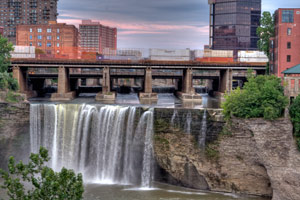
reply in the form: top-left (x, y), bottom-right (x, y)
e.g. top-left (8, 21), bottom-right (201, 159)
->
top-left (57, 0), bottom-right (299, 50)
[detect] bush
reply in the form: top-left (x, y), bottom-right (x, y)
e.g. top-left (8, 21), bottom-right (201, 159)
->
top-left (0, 147), bottom-right (84, 200)
top-left (289, 96), bottom-right (300, 151)
top-left (0, 72), bottom-right (19, 91)
top-left (222, 74), bottom-right (288, 120)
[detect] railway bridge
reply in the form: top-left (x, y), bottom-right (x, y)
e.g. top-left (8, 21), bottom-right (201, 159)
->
top-left (10, 59), bottom-right (266, 101)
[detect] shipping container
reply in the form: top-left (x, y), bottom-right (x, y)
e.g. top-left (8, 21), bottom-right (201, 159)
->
top-left (12, 46), bottom-right (35, 54)
top-left (237, 58), bottom-right (269, 63)
top-left (149, 56), bottom-right (190, 61)
top-left (203, 49), bottom-right (233, 58)
top-left (238, 51), bottom-right (268, 58)
top-left (150, 48), bottom-right (190, 57)
top-left (195, 57), bottom-right (234, 62)
top-left (11, 53), bottom-right (35, 59)
top-left (97, 55), bottom-right (141, 61)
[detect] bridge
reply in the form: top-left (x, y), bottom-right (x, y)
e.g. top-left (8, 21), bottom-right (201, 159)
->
top-left (10, 59), bottom-right (266, 102)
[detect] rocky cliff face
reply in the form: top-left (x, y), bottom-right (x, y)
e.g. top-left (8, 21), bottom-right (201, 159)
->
top-left (154, 113), bottom-right (300, 200)
top-left (0, 103), bottom-right (30, 170)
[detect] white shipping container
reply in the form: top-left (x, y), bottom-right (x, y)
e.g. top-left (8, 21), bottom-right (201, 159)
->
top-left (238, 51), bottom-right (267, 58)
top-left (204, 50), bottom-right (233, 58)
top-left (150, 48), bottom-right (190, 57)
top-left (12, 46), bottom-right (35, 54)
top-left (238, 57), bottom-right (269, 63)
top-left (149, 56), bottom-right (190, 61)
top-left (11, 53), bottom-right (36, 59)
top-left (194, 50), bottom-right (205, 58)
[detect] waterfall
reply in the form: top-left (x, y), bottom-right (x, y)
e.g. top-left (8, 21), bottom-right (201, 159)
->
top-left (184, 111), bottom-right (192, 134)
top-left (199, 109), bottom-right (207, 149)
top-left (30, 104), bottom-right (154, 187)
top-left (170, 109), bottom-right (178, 128)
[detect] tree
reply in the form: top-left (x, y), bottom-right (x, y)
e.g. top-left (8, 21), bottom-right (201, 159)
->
top-left (222, 74), bottom-right (288, 120)
top-left (0, 147), bottom-right (84, 200)
top-left (0, 35), bottom-right (14, 73)
top-left (289, 96), bottom-right (300, 151)
top-left (257, 11), bottom-right (275, 57)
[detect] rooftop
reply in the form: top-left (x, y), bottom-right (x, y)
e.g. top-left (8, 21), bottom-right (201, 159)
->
top-left (282, 64), bottom-right (300, 74)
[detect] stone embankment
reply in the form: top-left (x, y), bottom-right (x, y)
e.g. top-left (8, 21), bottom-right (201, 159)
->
top-left (154, 112), bottom-right (300, 200)
top-left (0, 103), bottom-right (30, 170)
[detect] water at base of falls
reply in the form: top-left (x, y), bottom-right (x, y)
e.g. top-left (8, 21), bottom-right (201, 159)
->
top-left (30, 104), bottom-right (154, 188)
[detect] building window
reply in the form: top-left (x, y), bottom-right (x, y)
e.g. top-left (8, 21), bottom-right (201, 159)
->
top-left (57, 43), bottom-right (59, 47)
top-left (29, 42), bottom-right (32, 46)
top-left (29, 35), bottom-right (32, 40)
top-left (29, 28), bottom-right (32, 32)
top-left (47, 42), bottom-right (51, 47)
top-left (287, 28), bottom-right (292, 35)
top-left (47, 28), bottom-right (51, 33)
top-left (287, 42), bottom-right (291, 49)
top-left (37, 35), bottom-right (42, 40)
top-left (57, 29), bottom-right (59, 33)
top-left (57, 36), bottom-right (60, 40)
top-left (38, 42), bottom-right (42, 47)
top-left (287, 55), bottom-right (291, 62)
top-left (282, 10), bottom-right (294, 23)
top-left (47, 36), bottom-right (51, 40)
top-left (37, 28), bottom-right (42, 33)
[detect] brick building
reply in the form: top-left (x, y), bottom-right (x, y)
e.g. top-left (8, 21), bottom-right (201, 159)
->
top-left (282, 64), bottom-right (300, 99)
top-left (79, 20), bottom-right (117, 54)
top-left (0, 26), bottom-right (3, 35)
top-left (16, 21), bottom-right (78, 58)
top-left (0, 0), bottom-right (58, 44)
top-left (270, 8), bottom-right (300, 78)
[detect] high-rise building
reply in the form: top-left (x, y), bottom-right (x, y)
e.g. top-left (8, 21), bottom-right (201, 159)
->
top-left (16, 21), bottom-right (78, 58)
top-left (79, 20), bottom-right (117, 54)
top-left (270, 8), bottom-right (300, 78)
top-left (0, 0), bottom-right (58, 44)
top-left (208, 0), bottom-right (261, 51)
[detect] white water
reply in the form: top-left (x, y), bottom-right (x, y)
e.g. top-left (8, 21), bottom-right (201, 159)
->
top-left (184, 111), bottom-right (192, 134)
top-left (30, 104), bottom-right (154, 187)
top-left (199, 110), bottom-right (207, 149)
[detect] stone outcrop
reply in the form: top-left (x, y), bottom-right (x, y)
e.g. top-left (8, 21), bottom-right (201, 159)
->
top-left (154, 115), bottom-right (300, 200)
top-left (0, 103), bottom-right (30, 170)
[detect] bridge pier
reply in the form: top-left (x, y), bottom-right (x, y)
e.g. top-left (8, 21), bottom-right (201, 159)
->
top-left (214, 69), bottom-right (233, 100)
top-left (12, 66), bottom-right (35, 99)
top-left (140, 67), bottom-right (158, 103)
top-left (177, 68), bottom-right (202, 102)
top-left (51, 67), bottom-right (75, 101)
top-left (96, 67), bottom-right (115, 101)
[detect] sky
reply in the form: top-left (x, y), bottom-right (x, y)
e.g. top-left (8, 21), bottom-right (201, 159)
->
top-left (57, 0), bottom-right (299, 50)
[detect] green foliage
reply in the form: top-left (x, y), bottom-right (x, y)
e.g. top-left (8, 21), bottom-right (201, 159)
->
top-left (154, 135), bottom-right (169, 145)
top-left (289, 96), bottom-right (300, 151)
top-left (0, 147), bottom-right (84, 200)
top-left (257, 11), bottom-right (275, 58)
top-left (4, 91), bottom-right (23, 103)
top-left (0, 72), bottom-right (19, 91)
top-left (154, 119), bottom-right (171, 134)
top-left (205, 144), bottom-right (219, 160)
top-left (0, 35), bottom-right (14, 73)
top-left (222, 75), bottom-right (288, 120)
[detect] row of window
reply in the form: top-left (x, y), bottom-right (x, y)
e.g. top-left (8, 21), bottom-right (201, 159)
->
top-left (29, 42), bottom-right (60, 47)
top-left (30, 28), bottom-right (59, 33)
top-left (29, 35), bottom-right (60, 40)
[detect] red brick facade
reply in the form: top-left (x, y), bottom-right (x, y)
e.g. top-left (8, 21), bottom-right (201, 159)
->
top-left (16, 21), bottom-right (78, 58)
top-left (270, 8), bottom-right (300, 78)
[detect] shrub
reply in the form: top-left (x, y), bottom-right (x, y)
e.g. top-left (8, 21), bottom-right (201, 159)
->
top-left (222, 75), bottom-right (288, 120)
top-left (289, 96), bottom-right (300, 151)
top-left (0, 72), bottom-right (19, 91)
top-left (0, 147), bottom-right (84, 200)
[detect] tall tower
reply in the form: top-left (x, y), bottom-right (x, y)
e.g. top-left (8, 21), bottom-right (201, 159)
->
top-left (0, 0), bottom-right (59, 44)
top-left (208, 0), bottom-right (261, 51)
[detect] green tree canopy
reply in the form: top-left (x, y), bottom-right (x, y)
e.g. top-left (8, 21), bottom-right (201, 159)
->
top-left (257, 11), bottom-right (275, 57)
top-left (0, 147), bottom-right (84, 200)
top-left (0, 35), bottom-right (14, 73)
top-left (222, 74), bottom-right (288, 120)
top-left (289, 96), bottom-right (300, 150)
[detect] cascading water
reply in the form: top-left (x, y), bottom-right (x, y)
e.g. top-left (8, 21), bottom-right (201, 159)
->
top-left (30, 104), bottom-right (154, 187)
top-left (198, 109), bottom-right (207, 149)
top-left (184, 111), bottom-right (192, 134)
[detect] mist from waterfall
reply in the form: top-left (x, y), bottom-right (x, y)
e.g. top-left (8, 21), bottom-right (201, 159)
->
top-left (30, 104), bottom-right (154, 187)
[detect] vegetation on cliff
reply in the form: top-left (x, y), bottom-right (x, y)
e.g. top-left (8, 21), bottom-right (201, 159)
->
top-left (0, 147), bottom-right (84, 200)
top-left (222, 74), bottom-right (288, 120)
top-left (289, 97), bottom-right (300, 150)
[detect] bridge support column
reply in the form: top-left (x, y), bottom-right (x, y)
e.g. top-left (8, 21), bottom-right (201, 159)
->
top-left (51, 66), bottom-right (75, 101)
top-left (177, 68), bottom-right (202, 102)
top-left (214, 69), bottom-right (233, 100)
top-left (96, 67), bottom-right (115, 101)
top-left (140, 67), bottom-right (158, 103)
top-left (12, 66), bottom-right (35, 99)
